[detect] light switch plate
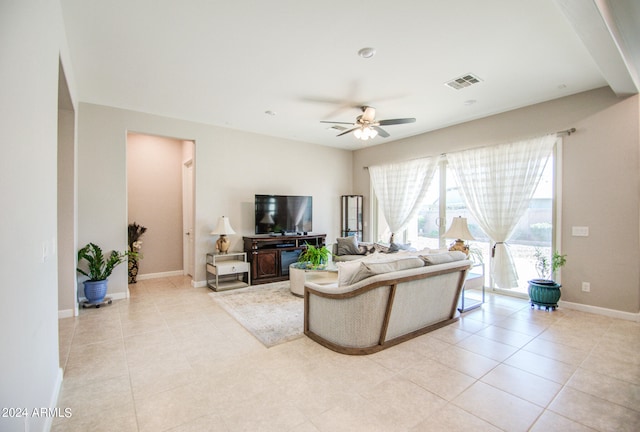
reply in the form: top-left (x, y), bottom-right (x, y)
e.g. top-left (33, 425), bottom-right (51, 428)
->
top-left (572, 226), bottom-right (589, 237)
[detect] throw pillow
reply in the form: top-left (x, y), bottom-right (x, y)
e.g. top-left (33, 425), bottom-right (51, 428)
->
top-left (373, 243), bottom-right (392, 253)
top-left (420, 251), bottom-right (468, 265)
top-left (336, 236), bottom-right (361, 256)
top-left (337, 261), bottom-right (363, 286)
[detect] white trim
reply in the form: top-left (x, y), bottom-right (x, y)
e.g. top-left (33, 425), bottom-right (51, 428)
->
top-left (554, 137), bottom-right (563, 283)
top-left (559, 300), bottom-right (640, 322)
top-left (137, 270), bottom-right (184, 280)
top-left (192, 279), bottom-right (207, 288)
top-left (58, 309), bottom-right (74, 319)
top-left (43, 367), bottom-right (64, 432)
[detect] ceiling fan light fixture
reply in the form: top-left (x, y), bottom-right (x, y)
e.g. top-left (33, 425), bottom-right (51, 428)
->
top-left (357, 47), bottom-right (376, 59)
top-left (354, 125), bottom-right (377, 140)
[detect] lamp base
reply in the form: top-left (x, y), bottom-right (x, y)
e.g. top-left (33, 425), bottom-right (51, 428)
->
top-left (216, 236), bottom-right (231, 254)
top-left (448, 239), bottom-right (469, 255)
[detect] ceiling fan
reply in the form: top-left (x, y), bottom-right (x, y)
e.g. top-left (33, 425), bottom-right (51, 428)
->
top-left (320, 106), bottom-right (416, 141)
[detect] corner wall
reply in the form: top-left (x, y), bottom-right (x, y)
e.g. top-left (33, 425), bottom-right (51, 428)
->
top-left (353, 87), bottom-right (640, 315)
top-left (0, 1), bottom-right (74, 431)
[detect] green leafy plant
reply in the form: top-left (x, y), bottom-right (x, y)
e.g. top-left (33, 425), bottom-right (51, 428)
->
top-left (77, 243), bottom-right (132, 281)
top-left (534, 248), bottom-right (567, 280)
top-left (298, 243), bottom-right (331, 269)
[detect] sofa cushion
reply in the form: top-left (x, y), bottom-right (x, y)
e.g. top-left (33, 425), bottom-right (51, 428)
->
top-left (337, 256), bottom-right (424, 286)
top-left (336, 236), bottom-right (362, 256)
top-left (420, 251), bottom-right (468, 265)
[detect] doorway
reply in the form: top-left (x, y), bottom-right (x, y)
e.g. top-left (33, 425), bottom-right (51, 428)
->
top-left (126, 134), bottom-right (195, 280)
top-left (182, 159), bottom-right (195, 277)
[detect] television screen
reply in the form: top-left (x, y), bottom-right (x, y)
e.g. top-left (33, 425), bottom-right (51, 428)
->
top-left (255, 195), bottom-right (312, 234)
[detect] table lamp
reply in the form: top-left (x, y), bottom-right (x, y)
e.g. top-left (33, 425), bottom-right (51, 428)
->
top-left (443, 216), bottom-right (475, 255)
top-left (211, 216), bottom-right (235, 254)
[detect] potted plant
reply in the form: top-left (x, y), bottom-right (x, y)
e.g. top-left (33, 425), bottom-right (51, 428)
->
top-left (127, 222), bottom-right (147, 283)
top-left (528, 248), bottom-right (567, 310)
top-left (77, 243), bottom-right (132, 304)
top-left (297, 243), bottom-right (331, 269)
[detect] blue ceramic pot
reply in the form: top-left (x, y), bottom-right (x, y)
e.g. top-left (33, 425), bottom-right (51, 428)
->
top-left (84, 280), bottom-right (108, 304)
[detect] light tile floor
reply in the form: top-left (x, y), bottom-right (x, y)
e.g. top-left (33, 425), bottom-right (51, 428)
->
top-left (54, 276), bottom-right (640, 432)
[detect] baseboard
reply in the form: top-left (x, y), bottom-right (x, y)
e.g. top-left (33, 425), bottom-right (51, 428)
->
top-left (43, 367), bottom-right (64, 432)
top-left (137, 270), bottom-right (184, 280)
top-left (58, 309), bottom-right (74, 319)
top-left (559, 300), bottom-right (640, 322)
top-left (193, 280), bottom-right (207, 288)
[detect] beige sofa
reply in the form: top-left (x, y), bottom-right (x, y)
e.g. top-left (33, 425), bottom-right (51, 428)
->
top-left (304, 253), bottom-right (471, 355)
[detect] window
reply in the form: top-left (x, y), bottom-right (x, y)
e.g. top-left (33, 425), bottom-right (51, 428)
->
top-left (372, 145), bottom-right (557, 294)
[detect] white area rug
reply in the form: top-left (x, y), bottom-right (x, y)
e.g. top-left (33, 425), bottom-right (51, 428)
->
top-left (208, 281), bottom-right (304, 348)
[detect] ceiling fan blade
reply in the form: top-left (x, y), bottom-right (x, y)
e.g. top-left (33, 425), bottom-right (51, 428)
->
top-left (373, 126), bottom-right (390, 138)
top-left (337, 127), bottom-right (359, 137)
top-left (378, 118), bottom-right (416, 126)
top-left (361, 106), bottom-right (376, 122)
top-left (320, 121), bottom-right (356, 125)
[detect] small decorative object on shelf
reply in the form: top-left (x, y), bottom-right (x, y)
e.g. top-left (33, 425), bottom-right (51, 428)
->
top-left (211, 216), bottom-right (235, 254)
top-left (443, 216), bottom-right (475, 255)
top-left (528, 249), bottom-right (567, 311)
top-left (127, 222), bottom-right (147, 284)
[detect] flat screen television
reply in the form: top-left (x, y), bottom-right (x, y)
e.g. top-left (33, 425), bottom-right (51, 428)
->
top-left (255, 194), bottom-right (312, 234)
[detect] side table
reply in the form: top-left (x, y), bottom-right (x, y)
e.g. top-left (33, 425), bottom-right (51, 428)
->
top-left (206, 252), bottom-right (250, 291)
top-left (458, 263), bottom-right (485, 312)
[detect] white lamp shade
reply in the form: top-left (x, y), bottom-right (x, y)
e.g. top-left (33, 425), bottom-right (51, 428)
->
top-left (210, 216), bottom-right (236, 235)
top-left (443, 217), bottom-right (475, 240)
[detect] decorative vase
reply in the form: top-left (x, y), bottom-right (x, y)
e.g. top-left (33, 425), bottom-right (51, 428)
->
top-left (128, 256), bottom-right (139, 284)
top-left (528, 279), bottom-right (561, 311)
top-left (83, 280), bottom-right (108, 304)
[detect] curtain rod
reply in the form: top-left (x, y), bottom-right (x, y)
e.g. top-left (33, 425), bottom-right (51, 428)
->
top-left (362, 128), bottom-right (576, 169)
top-left (557, 127), bottom-right (576, 136)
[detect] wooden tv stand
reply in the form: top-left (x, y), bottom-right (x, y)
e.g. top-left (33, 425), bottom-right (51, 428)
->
top-left (243, 234), bottom-right (326, 285)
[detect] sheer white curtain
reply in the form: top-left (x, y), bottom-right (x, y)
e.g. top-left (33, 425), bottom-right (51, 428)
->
top-left (447, 134), bottom-right (556, 288)
top-left (369, 156), bottom-right (440, 243)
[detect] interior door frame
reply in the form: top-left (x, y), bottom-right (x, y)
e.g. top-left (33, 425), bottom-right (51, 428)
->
top-left (182, 158), bottom-right (195, 277)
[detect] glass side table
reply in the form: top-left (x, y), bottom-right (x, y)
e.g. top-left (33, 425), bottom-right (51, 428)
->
top-left (458, 263), bottom-right (485, 312)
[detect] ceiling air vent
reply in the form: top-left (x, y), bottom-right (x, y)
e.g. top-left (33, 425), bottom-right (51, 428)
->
top-left (328, 125), bottom-right (348, 132)
top-left (445, 73), bottom-right (482, 90)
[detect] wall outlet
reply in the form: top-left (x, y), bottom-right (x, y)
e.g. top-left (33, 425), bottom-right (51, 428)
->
top-left (582, 282), bottom-right (591, 292)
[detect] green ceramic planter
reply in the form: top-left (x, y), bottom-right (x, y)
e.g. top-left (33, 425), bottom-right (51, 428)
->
top-left (528, 279), bottom-right (561, 311)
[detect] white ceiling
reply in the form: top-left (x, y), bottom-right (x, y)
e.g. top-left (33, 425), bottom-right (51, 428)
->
top-left (60, 0), bottom-right (639, 150)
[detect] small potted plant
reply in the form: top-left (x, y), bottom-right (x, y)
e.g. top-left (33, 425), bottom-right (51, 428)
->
top-left (127, 222), bottom-right (147, 283)
top-left (528, 248), bottom-right (567, 311)
top-left (77, 243), bottom-right (132, 305)
top-left (297, 243), bottom-right (331, 269)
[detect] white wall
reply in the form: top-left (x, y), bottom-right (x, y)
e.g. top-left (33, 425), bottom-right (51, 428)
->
top-left (78, 103), bottom-right (353, 294)
top-left (0, 1), bottom-right (74, 431)
top-left (354, 87), bottom-right (640, 315)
